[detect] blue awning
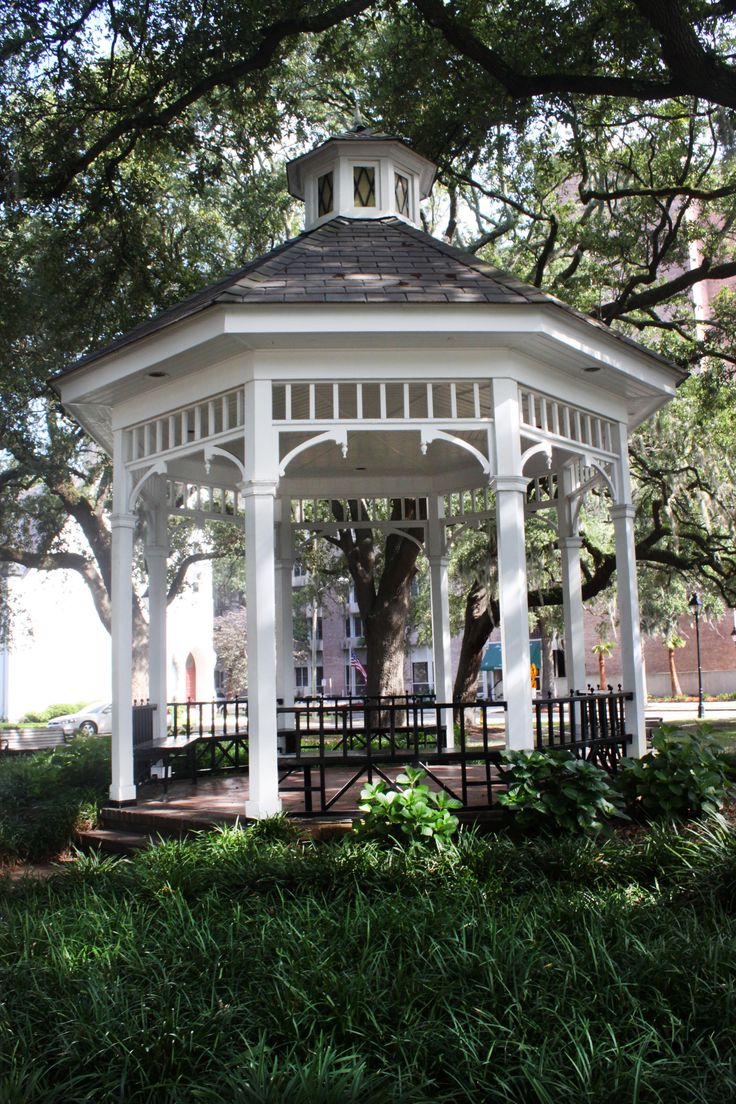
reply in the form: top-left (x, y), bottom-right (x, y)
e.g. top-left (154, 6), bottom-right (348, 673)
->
top-left (480, 640), bottom-right (542, 671)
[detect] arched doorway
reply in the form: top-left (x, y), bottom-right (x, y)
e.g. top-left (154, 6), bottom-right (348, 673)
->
top-left (185, 653), bottom-right (197, 701)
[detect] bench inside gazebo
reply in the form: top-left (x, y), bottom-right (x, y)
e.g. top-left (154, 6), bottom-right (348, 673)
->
top-left (52, 119), bottom-right (684, 818)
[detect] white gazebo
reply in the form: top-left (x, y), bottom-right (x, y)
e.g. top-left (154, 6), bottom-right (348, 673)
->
top-left (52, 121), bottom-right (685, 815)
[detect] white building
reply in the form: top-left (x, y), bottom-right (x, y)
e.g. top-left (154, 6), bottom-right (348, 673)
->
top-left (0, 556), bottom-right (215, 722)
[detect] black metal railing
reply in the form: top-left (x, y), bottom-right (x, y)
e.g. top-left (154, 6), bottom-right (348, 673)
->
top-left (139, 691), bottom-right (632, 811)
top-left (533, 688), bottom-right (632, 770)
top-left (169, 697), bottom-right (249, 738)
top-left (276, 699), bottom-right (509, 814)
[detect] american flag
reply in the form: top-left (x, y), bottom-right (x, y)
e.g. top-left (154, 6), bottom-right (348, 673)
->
top-left (350, 650), bottom-right (367, 679)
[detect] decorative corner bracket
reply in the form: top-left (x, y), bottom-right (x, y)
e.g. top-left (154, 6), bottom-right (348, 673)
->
top-left (128, 460), bottom-right (168, 512)
top-left (279, 429), bottom-right (348, 477)
top-left (419, 429), bottom-right (492, 476)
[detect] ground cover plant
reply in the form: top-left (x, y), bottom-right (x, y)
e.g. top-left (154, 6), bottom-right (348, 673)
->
top-left (0, 736), bottom-right (109, 862)
top-left (498, 749), bottom-right (625, 834)
top-left (3, 819), bottom-right (736, 1102)
top-left (353, 766), bottom-right (462, 850)
top-left (620, 726), bottom-right (731, 821)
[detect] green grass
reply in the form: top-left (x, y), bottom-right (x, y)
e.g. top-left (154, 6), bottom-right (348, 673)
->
top-left (0, 737), bottom-right (109, 862)
top-left (3, 821), bottom-right (736, 1101)
top-left (667, 719), bottom-right (736, 753)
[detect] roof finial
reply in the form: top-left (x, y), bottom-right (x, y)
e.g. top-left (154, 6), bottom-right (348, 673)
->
top-left (352, 99), bottom-right (365, 132)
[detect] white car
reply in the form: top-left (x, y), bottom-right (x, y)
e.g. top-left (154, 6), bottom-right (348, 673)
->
top-left (47, 702), bottom-right (113, 737)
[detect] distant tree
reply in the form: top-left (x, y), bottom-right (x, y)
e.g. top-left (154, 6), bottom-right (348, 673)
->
top-left (213, 607), bottom-right (247, 697)
top-left (664, 631), bottom-right (686, 698)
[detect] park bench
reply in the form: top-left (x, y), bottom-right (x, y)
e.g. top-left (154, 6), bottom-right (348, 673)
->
top-left (0, 727), bottom-right (67, 754)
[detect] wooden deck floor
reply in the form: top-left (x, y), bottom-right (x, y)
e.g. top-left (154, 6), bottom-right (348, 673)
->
top-left (129, 759), bottom-right (506, 827)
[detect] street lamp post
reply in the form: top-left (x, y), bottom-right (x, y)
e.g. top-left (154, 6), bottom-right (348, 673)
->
top-left (689, 593), bottom-right (704, 720)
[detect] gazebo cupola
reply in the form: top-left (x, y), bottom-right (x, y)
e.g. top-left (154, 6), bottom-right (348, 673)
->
top-left (286, 113), bottom-right (436, 230)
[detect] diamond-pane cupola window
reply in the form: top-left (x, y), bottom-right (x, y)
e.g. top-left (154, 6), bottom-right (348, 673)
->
top-left (395, 172), bottom-right (410, 217)
top-left (286, 117), bottom-right (437, 230)
top-left (353, 166), bottom-right (376, 207)
top-left (317, 172), bottom-right (334, 216)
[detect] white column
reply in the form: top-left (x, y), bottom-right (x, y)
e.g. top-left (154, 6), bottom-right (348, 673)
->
top-left (491, 378), bottom-right (533, 751)
top-left (429, 554), bottom-right (454, 747)
top-left (243, 377), bottom-right (282, 818)
top-left (428, 556), bottom-right (453, 701)
top-left (494, 476), bottom-right (534, 749)
top-left (559, 537), bottom-right (586, 691)
top-left (275, 502), bottom-right (296, 715)
top-left (612, 422), bottom-right (646, 756)
top-left (558, 465), bottom-right (586, 693)
top-left (110, 510), bottom-right (137, 803)
top-left (612, 503), bottom-right (646, 756)
top-left (427, 495), bottom-right (454, 746)
top-left (146, 539), bottom-right (169, 742)
top-left (425, 492), bottom-right (454, 680)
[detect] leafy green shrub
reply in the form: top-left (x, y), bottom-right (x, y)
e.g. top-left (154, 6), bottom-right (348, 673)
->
top-left (0, 736), bottom-right (109, 862)
top-left (618, 725), bottom-right (730, 821)
top-left (19, 702), bottom-right (87, 724)
top-left (353, 766), bottom-right (461, 851)
top-left (498, 749), bottom-right (625, 834)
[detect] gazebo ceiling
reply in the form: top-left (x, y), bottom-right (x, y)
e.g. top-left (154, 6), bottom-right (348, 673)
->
top-left (162, 425), bottom-right (584, 501)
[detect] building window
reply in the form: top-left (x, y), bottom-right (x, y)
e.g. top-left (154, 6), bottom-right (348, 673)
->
top-left (317, 171), bottom-right (333, 216)
top-left (412, 661), bottom-right (430, 695)
top-left (353, 165), bottom-right (376, 207)
top-left (345, 614), bottom-right (364, 639)
top-left (295, 666), bottom-right (309, 689)
top-left (395, 172), bottom-right (410, 216)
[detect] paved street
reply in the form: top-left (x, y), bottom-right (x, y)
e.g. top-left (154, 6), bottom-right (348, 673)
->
top-left (646, 700), bottom-right (736, 722)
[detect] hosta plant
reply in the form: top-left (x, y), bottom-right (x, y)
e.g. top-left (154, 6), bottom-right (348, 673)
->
top-left (353, 766), bottom-right (462, 851)
top-left (499, 749), bottom-right (625, 835)
top-left (618, 725), bottom-right (730, 821)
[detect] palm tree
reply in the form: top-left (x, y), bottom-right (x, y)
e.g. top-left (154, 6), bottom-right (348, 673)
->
top-left (591, 640), bottom-right (615, 690)
top-left (664, 630), bottom-right (686, 697)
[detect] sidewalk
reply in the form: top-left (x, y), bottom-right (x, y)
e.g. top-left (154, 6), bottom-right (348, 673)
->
top-left (646, 700), bottom-right (736, 722)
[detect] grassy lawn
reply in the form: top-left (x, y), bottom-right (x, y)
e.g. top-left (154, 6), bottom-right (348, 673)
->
top-left (666, 719), bottom-right (736, 751)
top-left (3, 820), bottom-right (736, 1103)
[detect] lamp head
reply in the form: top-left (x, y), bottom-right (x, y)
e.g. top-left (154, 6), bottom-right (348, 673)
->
top-left (689, 593), bottom-right (702, 614)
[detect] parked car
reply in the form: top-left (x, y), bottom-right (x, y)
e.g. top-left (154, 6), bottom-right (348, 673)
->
top-left (47, 702), bottom-right (113, 737)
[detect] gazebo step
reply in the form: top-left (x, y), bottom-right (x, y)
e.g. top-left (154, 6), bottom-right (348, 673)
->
top-left (101, 804), bottom-right (239, 838)
top-left (76, 827), bottom-right (156, 855)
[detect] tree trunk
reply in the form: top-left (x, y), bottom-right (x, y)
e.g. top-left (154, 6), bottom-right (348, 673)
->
top-left (667, 646), bottom-right (683, 696)
top-left (597, 651), bottom-right (607, 690)
top-left (452, 580), bottom-right (493, 703)
top-left (335, 498), bottom-right (424, 699)
top-left (365, 586), bottom-right (411, 698)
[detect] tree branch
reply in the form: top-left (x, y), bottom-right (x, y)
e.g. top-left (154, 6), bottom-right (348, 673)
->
top-left (35, 0), bottom-right (376, 200)
top-left (411, 0), bottom-right (736, 105)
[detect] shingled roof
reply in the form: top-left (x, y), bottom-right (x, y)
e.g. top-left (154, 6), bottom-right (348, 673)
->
top-left (57, 215), bottom-right (678, 375)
